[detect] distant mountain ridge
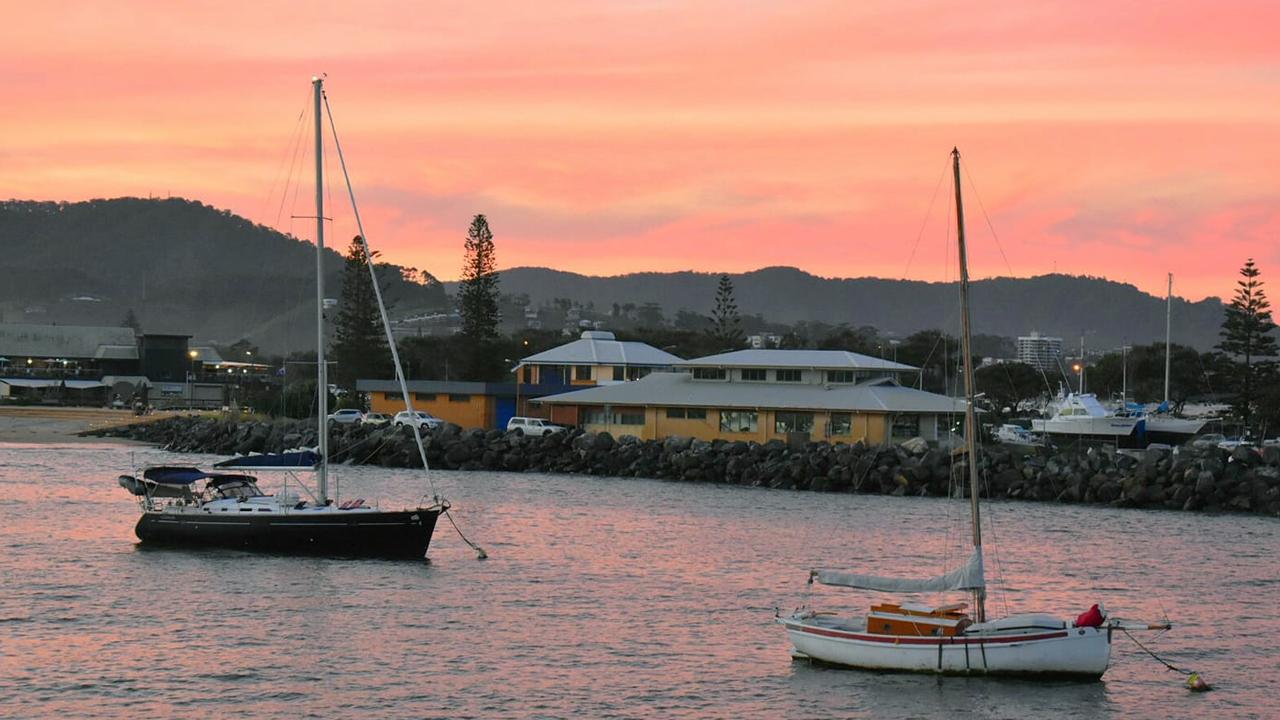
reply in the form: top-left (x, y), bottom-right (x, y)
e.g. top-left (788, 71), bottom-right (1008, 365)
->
top-left (0, 198), bottom-right (1227, 353)
top-left (447, 266), bottom-right (1227, 351)
top-left (0, 198), bottom-right (447, 352)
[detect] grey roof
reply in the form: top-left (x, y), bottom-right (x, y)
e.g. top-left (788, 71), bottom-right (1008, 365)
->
top-left (94, 344), bottom-right (140, 360)
top-left (537, 372), bottom-right (964, 414)
top-left (518, 331), bottom-right (683, 367)
top-left (0, 323), bottom-right (136, 359)
top-left (678, 349), bottom-right (917, 372)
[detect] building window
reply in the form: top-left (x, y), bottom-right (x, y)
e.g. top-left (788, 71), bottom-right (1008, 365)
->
top-left (775, 369), bottom-right (802, 382)
top-left (829, 412), bottom-right (852, 435)
top-left (892, 414), bottom-right (920, 438)
top-left (666, 407), bottom-right (708, 420)
top-left (448, 394), bottom-right (470, 402)
top-left (775, 411), bottom-right (814, 433)
top-left (626, 367), bottom-right (651, 381)
top-left (575, 365), bottom-right (593, 381)
top-left (741, 368), bottom-right (766, 381)
top-left (415, 393), bottom-right (437, 401)
top-left (666, 407), bottom-right (686, 419)
top-left (720, 410), bottom-right (758, 433)
top-left (692, 368), bottom-right (727, 381)
top-left (612, 366), bottom-right (625, 381)
top-left (582, 408), bottom-right (607, 424)
top-left (613, 410), bottom-right (645, 425)
top-left (521, 366), bottom-right (532, 383)
top-left (826, 370), bottom-right (855, 384)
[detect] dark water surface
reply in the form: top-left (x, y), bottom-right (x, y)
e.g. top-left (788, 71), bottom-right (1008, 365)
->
top-left (1, 442), bottom-right (1276, 719)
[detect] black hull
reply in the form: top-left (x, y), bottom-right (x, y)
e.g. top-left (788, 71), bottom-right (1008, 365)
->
top-left (135, 508), bottom-right (442, 559)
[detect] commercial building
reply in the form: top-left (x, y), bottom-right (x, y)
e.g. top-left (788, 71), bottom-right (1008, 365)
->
top-left (514, 330), bottom-right (683, 386)
top-left (357, 330), bottom-right (681, 429)
top-left (536, 349), bottom-right (964, 445)
top-left (1016, 332), bottom-right (1063, 372)
top-left (358, 380), bottom-right (574, 430)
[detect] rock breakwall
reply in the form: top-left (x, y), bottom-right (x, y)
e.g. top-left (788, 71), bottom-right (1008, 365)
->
top-left (89, 416), bottom-right (1280, 516)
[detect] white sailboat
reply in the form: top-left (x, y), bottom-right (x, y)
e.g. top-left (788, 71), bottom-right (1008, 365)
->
top-left (778, 149), bottom-right (1169, 678)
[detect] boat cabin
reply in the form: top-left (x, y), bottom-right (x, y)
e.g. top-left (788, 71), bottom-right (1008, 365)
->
top-left (867, 602), bottom-right (972, 637)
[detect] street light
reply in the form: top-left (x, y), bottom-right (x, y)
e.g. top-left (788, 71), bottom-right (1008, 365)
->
top-left (188, 349), bottom-right (199, 406)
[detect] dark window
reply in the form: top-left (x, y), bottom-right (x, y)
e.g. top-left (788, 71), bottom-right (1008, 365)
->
top-left (741, 368), bottom-right (766, 381)
top-left (692, 368), bottom-right (727, 380)
top-left (775, 369), bottom-right (802, 382)
top-left (719, 410), bottom-right (758, 433)
top-left (448, 394), bottom-right (470, 402)
top-left (521, 366), bottom-right (532, 383)
top-left (826, 370), bottom-right (856, 384)
top-left (415, 393), bottom-right (437, 401)
top-left (892, 415), bottom-right (921, 438)
top-left (612, 366), bottom-right (625, 381)
top-left (829, 413), bottom-right (852, 435)
top-left (627, 367), bottom-right (652, 380)
top-left (614, 411), bottom-right (645, 425)
top-left (575, 365), bottom-right (593, 381)
top-left (685, 408), bottom-right (707, 419)
top-left (666, 407), bottom-right (686, 419)
top-left (582, 408), bottom-right (607, 424)
top-left (775, 411), bottom-right (814, 433)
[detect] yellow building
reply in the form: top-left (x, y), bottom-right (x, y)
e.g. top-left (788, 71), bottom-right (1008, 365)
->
top-left (537, 349), bottom-right (964, 445)
top-left (356, 379), bottom-right (575, 430)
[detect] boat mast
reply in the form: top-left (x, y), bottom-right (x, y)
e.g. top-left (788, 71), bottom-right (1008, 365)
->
top-left (313, 76), bottom-right (329, 503)
top-left (1164, 273), bottom-right (1172, 406)
top-left (952, 148), bottom-right (985, 623)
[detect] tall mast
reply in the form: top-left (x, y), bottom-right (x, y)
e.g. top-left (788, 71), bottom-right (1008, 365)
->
top-left (952, 148), bottom-right (984, 623)
top-left (313, 76), bottom-right (329, 503)
top-left (1164, 273), bottom-right (1172, 406)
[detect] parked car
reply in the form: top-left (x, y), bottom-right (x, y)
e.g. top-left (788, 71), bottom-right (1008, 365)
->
top-left (507, 416), bottom-right (570, 436)
top-left (327, 408), bottom-right (364, 425)
top-left (362, 412), bottom-right (392, 426)
top-left (393, 410), bottom-right (443, 429)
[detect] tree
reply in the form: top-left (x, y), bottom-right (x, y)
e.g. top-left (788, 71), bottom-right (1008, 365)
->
top-left (975, 362), bottom-right (1047, 414)
top-left (458, 214), bottom-right (500, 340)
top-left (1217, 258), bottom-right (1278, 432)
top-left (330, 236), bottom-right (391, 392)
top-left (707, 274), bottom-right (745, 349)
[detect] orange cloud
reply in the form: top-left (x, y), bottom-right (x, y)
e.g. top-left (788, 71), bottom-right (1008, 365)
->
top-left (1, 1), bottom-right (1278, 301)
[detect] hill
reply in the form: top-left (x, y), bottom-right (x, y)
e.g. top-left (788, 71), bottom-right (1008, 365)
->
top-left (455, 266), bottom-right (1227, 351)
top-left (0, 198), bottom-right (448, 352)
top-left (0, 198), bottom-right (1228, 353)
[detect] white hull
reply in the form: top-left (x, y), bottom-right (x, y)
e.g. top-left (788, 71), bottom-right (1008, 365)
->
top-left (780, 614), bottom-right (1111, 678)
top-left (1143, 416), bottom-right (1207, 436)
top-left (1031, 416), bottom-right (1139, 438)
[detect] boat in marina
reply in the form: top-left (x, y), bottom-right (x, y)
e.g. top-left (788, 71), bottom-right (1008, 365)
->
top-left (778, 149), bottom-right (1170, 678)
top-left (115, 78), bottom-right (447, 558)
top-left (1032, 392), bottom-right (1144, 446)
top-left (992, 423), bottom-right (1044, 449)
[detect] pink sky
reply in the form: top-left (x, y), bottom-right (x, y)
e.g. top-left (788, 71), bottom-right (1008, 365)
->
top-left (2, 1), bottom-right (1278, 300)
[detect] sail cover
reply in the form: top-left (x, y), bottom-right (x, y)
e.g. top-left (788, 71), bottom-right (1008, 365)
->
top-left (812, 549), bottom-right (985, 592)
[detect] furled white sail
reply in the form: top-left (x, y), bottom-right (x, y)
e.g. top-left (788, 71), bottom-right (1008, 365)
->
top-left (812, 549), bottom-right (985, 592)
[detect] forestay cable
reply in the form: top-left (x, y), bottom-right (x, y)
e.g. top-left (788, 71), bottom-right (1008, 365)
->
top-left (322, 88), bottom-right (487, 559)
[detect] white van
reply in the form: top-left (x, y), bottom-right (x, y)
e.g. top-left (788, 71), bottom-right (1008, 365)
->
top-left (507, 417), bottom-right (569, 436)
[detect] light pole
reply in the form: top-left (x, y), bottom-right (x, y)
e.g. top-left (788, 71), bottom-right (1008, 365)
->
top-left (187, 349), bottom-right (198, 407)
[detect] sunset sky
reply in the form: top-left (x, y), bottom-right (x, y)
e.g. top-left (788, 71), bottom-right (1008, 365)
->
top-left (2, 1), bottom-right (1278, 301)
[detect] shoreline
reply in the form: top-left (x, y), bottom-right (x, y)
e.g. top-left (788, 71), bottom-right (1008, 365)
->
top-left (0, 406), bottom-right (169, 445)
top-left (87, 415), bottom-right (1280, 517)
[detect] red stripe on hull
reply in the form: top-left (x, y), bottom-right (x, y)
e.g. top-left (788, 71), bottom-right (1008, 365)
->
top-left (794, 624), bottom-right (1070, 645)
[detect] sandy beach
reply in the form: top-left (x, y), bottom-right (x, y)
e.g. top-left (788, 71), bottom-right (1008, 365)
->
top-left (0, 406), bottom-right (160, 444)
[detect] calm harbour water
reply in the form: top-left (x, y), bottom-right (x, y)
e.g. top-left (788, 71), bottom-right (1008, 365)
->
top-left (1, 442), bottom-right (1276, 719)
